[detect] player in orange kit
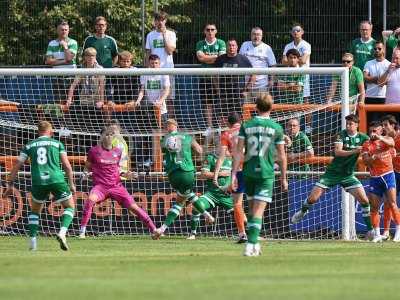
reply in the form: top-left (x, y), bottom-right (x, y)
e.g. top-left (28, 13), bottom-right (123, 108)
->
top-left (362, 120), bottom-right (400, 242)
top-left (213, 112), bottom-right (247, 243)
top-left (381, 115), bottom-right (400, 240)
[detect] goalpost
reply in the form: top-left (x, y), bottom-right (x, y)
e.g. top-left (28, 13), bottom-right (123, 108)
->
top-left (0, 66), bottom-right (358, 240)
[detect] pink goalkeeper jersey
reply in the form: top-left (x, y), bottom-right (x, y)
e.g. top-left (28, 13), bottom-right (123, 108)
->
top-left (88, 145), bottom-right (122, 187)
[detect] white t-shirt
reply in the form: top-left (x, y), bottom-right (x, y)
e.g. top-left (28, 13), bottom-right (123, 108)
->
top-left (385, 68), bottom-right (400, 104)
top-left (363, 59), bottom-right (391, 98)
top-left (145, 30), bottom-right (176, 68)
top-left (283, 40), bottom-right (311, 66)
top-left (140, 74), bottom-right (170, 114)
top-left (239, 41), bottom-right (276, 88)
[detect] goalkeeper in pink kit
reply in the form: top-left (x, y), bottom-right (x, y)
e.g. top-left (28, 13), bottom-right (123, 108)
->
top-left (79, 127), bottom-right (156, 237)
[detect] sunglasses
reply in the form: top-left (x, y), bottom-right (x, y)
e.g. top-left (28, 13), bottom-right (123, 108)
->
top-left (292, 29), bottom-right (301, 33)
top-left (342, 60), bottom-right (352, 63)
top-left (374, 47), bottom-right (383, 50)
top-left (206, 28), bottom-right (216, 32)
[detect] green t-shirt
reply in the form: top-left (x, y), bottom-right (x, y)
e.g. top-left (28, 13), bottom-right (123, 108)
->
top-left (196, 39), bottom-right (226, 67)
top-left (325, 130), bottom-right (369, 177)
top-left (202, 153), bottom-right (232, 193)
top-left (333, 66), bottom-right (364, 98)
top-left (161, 131), bottom-right (195, 174)
top-left (83, 35), bottom-right (118, 68)
top-left (287, 131), bottom-right (312, 172)
top-left (277, 74), bottom-right (305, 104)
top-left (386, 34), bottom-right (399, 60)
top-left (19, 136), bottom-right (67, 186)
top-left (349, 38), bottom-right (376, 70)
top-left (238, 116), bottom-right (285, 179)
top-left (46, 38), bottom-right (78, 67)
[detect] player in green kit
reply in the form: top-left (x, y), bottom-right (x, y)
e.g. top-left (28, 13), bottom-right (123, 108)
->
top-left (4, 121), bottom-right (76, 251)
top-left (291, 114), bottom-right (374, 237)
top-left (152, 119), bottom-right (206, 239)
top-left (187, 153), bottom-right (234, 239)
top-left (232, 93), bottom-right (288, 256)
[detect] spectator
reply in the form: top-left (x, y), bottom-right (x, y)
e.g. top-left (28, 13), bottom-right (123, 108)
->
top-left (45, 21), bottom-right (78, 114)
top-left (276, 49), bottom-right (305, 104)
top-left (45, 21), bottom-right (78, 69)
top-left (145, 11), bottom-right (177, 117)
top-left (66, 47), bottom-right (106, 131)
top-left (239, 27), bottom-right (277, 95)
top-left (214, 38), bottom-right (254, 120)
top-left (327, 53), bottom-right (365, 104)
top-left (282, 24), bottom-right (311, 101)
top-left (363, 41), bottom-right (390, 104)
top-left (378, 49), bottom-right (400, 104)
top-left (196, 23), bottom-right (226, 133)
top-left (83, 16), bottom-right (118, 68)
top-left (145, 11), bottom-right (176, 68)
top-left (109, 51), bottom-right (139, 105)
top-left (382, 27), bottom-right (400, 60)
top-left (126, 54), bottom-right (170, 128)
top-left (285, 118), bottom-right (314, 173)
top-left (349, 20), bottom-right (375, 71)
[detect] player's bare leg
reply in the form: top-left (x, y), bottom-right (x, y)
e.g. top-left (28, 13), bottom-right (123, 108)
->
top-left (348, 187), bottom-right (373, 238)
top-left (291, 186), bottom-right (325, 224)
top-left (383, 188), bottom-right (400, 242)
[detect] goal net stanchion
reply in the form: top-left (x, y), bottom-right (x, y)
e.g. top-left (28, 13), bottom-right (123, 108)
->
top-left (0, 67), bottom-right (354, 239)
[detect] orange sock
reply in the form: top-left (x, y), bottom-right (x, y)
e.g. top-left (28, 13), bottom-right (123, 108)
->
top-left (370, 211), bottom-right (380, 228)
top-left (389, 205), bottom-right (400, 225)
top-left (234, 203), bottom-right (246, 235)
top-left (383, 202), bottom-right (392, 231)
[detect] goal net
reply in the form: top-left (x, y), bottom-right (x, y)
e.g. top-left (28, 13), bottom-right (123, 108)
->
top-left (0, 67), bottom-right (358, 240)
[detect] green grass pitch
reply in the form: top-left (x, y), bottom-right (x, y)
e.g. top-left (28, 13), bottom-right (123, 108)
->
top-left (1, 236), bottom-right (400, 300)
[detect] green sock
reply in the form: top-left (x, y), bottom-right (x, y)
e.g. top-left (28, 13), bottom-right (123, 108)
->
top-left (165, 204), bottom-right (183, 227)
top-left (190, 211), bottom-right (200, 234)
top-left (192, 197), bottom-right (207, 214)
top-left (28, 213), bottom-right (40, 237)
top-left (60, 208), bottom-right (74, 232)
top-left (361, 203), bottom-right (373, 231)
top-left (247, 217), bottom-right (262, 244)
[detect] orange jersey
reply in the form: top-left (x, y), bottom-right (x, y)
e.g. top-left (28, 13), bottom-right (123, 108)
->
top-left (393, 134), bottom-right (400, 173)
top-left (220, 123), bottom-right (243, 168)
top-left (362, 139), bottom-right (395, 176)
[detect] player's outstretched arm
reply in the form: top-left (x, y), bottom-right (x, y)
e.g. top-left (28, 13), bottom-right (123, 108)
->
top-left (61, 153), bottom-right (76, 193)
top-left (191, 139), bottom-right (203, 156)
top-left (213, 145), bottom-right (228, 186)
top-left (3, 160), bottom-right (24, 198)
top-left (334, 142), bottom-right (361, 157)
top-left (276, 143), bottom-right (288, 191)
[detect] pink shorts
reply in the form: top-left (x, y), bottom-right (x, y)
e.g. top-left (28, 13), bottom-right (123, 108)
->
top-left (89, 184), bottom-right (134, 209)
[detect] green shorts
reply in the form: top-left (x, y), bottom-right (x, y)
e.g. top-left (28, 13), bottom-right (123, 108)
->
top-left (200, 191), bottom-right (233, 210)
top-left (168, 170), bottom-right (195, 197)
top-left (31, 181), bottom-right (72, 203)
top-left (316, 172), bottom-right (362, 191)
top-left (244, 176), bottom-right (274, 203)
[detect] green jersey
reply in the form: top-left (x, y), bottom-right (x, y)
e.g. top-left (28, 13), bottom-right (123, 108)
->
top-left (239, 116), bottom-right (284, 179)
top-left (332, 66), bottom-right (364, 98)
top-left (19, 136), bottom-right (67, 186)
top-left (349, 38), bottom-right (376, 70)
top-left (161, 131), bottom-right (195, 174)
top-left (83, 35), bottom-right (118, 68)
top-left (277, 74), bottom-right (305, 103)
top-left (202, 153), bottom-right (232, 193)
top-left (46, 38), bottom-right (78, 68)
top-left (325, 130), bottom-right (369, 177)
top-left (196, 39), bottom-right (226, 67)
top-left (287, 131), bottom-right (313, 172)
top-left (386, 34), bottom-right (399, 60)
